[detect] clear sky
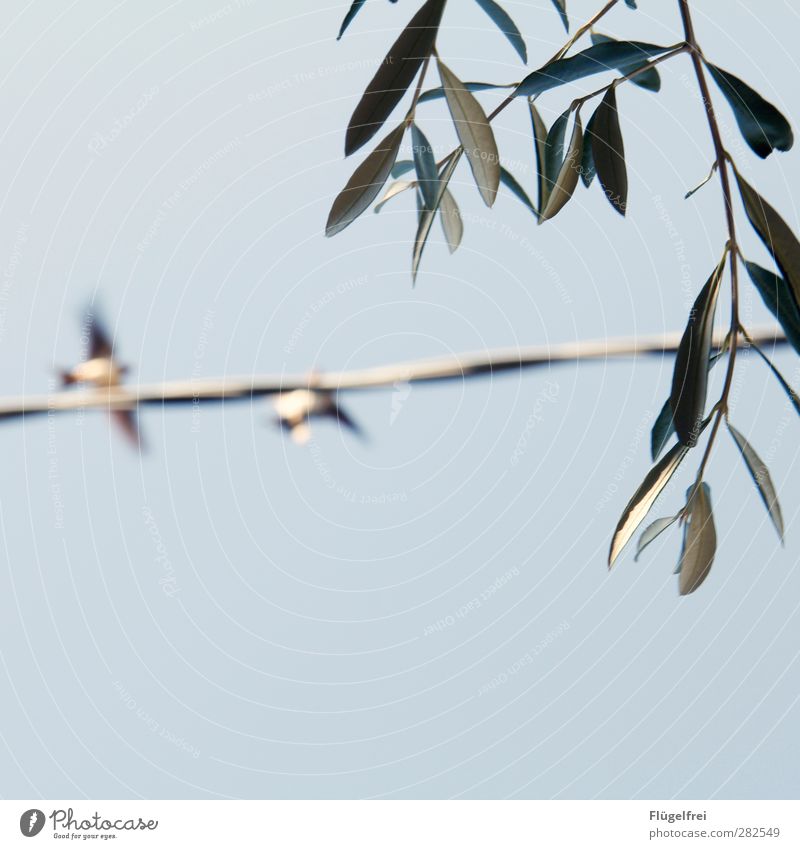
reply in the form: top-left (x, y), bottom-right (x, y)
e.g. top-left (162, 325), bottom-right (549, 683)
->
top-left (0, 0), bottom-right (798, 799)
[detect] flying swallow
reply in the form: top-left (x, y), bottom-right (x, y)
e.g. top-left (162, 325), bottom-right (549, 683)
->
top-left (60, 311), bottom-right (142, 448)
top-left (272, 388), bottom-right (362, 444)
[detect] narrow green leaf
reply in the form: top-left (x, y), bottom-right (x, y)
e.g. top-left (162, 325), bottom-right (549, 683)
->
top-left (609, 441), bottom-right (689, 567)
top-left (651, 398), bottom-right (675, 461)
top-left (337, 0), bottom-right (367, 40)
top-left (515, 41), bottom-right (671, 99)
top-left (653, 347), bottom-right (726, 461)
top-left (419, 82), bottom-right (515, 104)
top-left (736, 172), bottom-right (800, 315)
top-left (550, 0), bottom-right (569, 32)
top-left (624, 0), bottom-right (638, 8)
top-left (411, 123), bottom-right (439, 208)
top-left (543, 108), bottom-right (569, 197)
top-left (391, 159), bottom-right (415, 178)
top-left (528, 100), bottom-right (549, 217)
top-left (412, 151), bottom-right (462, 282)
top-left (635, 515), bottom-right (679, 561)
top-left (499, 166), bottom-right (536, 214)
top-left (706, 63), bottom-right (793, 159)
top-left (327, 122), bottom-right (406, 236)
top-left (590, 32), bottom-right (659, 92)
top-left (670, 261), bottom-right (725, 446)
top-left (439, 189), bottom-right (463, 253)
top-left (438, 59), bottom-right (501, 207)
top-left (590, 87), bottom-right (628, 215)
top-left (580, 109), bottom-right (597, 187)
top-left (744, 261), bottom-right (800, 356)
top-left (374, 178), bottom-right (417, 212)
top-left (727, 422), bottom-right (784, 543)
top-left (678, 483), bottom-right (716, 595)
top-left (345, 0), bottom-right (446, 155)
top-left (539, 112), bottom-right (583, 223)
top-left (474, 0), bottom-right (527, 63)
top-left (748, 339), bottom-right (800, 418)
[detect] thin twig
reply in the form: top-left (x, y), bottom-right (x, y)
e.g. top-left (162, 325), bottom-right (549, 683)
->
top-left (0, 326), bottom-right (786, 420)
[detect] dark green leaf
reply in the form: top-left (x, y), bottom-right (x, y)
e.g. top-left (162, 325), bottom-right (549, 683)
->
top-left (391, 159), bottom-right (415, 178)
top-left (411, 123), bottom-right (439, 208)
top-left (550, 0), bottom-right (568, 32)
top-left (635, 515), bottom-right (679, 561)
top-left (670, 260), bottom-right (725, 446)
top-left (590, 33), bottom-right (659, 92)
top-left (653, 346), bottom-right (726, 461)
top-left (737, 172), bottom-right (800, 320)
top-left (744, 261), bottom-right (800, 356)
top-left (438, 59), bottom-right (501, 207)
top-left (337, 0), bottom-right (367, 40)
top-left (474, 0), bottom-right (527, 63)
top-left (748, 339), bottom-right (800, 417)
top-left (529, 101), bottom-right (549, 218)
top-left (727, 422), bottom-right (784, 542)
top-left (499, 166), bottom-right (536, 214)
top-left (418, 81), bottom-right (514, 104)
top-left (624, 0), bottom-right (637, 8)
top-left (345, 0), bottom-right (446, 155)
top-left (590, 87), bottom-right (628, 215)
top-left (543, 108), bottom-right (570, 200)
top-left (651, 398), bottom-right (675, 461)
top-left (327, 122), bottom-right (406, 236)
top-left (609, 441), bottom-right (689, 567)
top-left (413, 151), bottom-right (462, 282)
top-left (539, 111), bottom-right (583, 222)
top-left (580, 109), bottom-right (597, 187)
top-left (515, 41), bottom-right (671, 99)
top-left (706, 63), bottom-right (793, 159)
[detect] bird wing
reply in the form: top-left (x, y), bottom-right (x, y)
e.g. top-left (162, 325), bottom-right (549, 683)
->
top-left (111, 408), bottom-right (142, 449)
top-left (88, 313), bottom-right (114, 359)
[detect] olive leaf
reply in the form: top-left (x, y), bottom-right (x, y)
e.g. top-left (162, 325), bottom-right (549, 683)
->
top-left (438, 59), bottom-right (501, 207)
top-left (652, 345), bottom-right (726, 461)
top-left (345, 0), bottom-right (446, 156)
top-left (727, 422), bottom-right (784, 542)
top-left (337, 0), bottom-right (367, 40)
top-left (748, 339), bottom-right (800, 418)
top-left (439, 189), bottom-right (463, 253)
top-left (499, 166), bottom-right (536, 214)
top-left (735, 172), bottom-right (800, 314)
top-left (590, 87), bottom-right (628, 215)
top-left (374, 178), bottom-right (417, 212)
top-left (327, 122), bottom-right (406, 236)
top-left (550, 0), bottom-right (568, 32)
top-left (539, 111), bottom-right (583, 223)
top-left (474, 0), bottom-right (527, 64)
top-left (678, 482), bottom-right (716, 595)
top-left (412, 151), bottom-right (462, 282)
top-left (419, 82), bottom-right (515, 104)
top-left (529, 100), bottom-right (549, 217)
top-left (609, 441), bottom-right (689, 567)
top-left (391, 159), bottom-right (415, 178)
top-left (670, 260), bottom-right (725, 446)
top-left (515, 41), bottom-right (671, 99)
top-left (744, 261), bottom-right (800, 356)
top-left (635, 515), bottom-right (679, 561)
top-left (580, 109), bottom-right (597, 188)
top-left (706, 64), bottom-right (793, 159)
top-left (411, 123), bottom-right (439, 208)
top-left (590, 33), bottom-right (660, 92)
top-left (625, 0), bottom-right (638, 9)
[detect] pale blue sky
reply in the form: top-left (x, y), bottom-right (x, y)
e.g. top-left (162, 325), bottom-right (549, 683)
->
top-left (0, 0), bottom-right (798, 799)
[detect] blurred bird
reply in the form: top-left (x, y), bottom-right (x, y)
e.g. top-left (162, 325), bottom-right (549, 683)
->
top-left (60, 311), bottom-right (141, 448)
top-left (273, 388), bottom-right (362, 445)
